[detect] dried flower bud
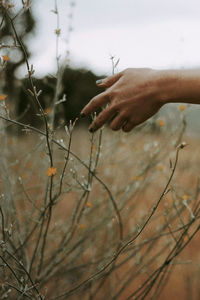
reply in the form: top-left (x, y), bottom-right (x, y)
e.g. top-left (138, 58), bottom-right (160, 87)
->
top-left (178, 141), bottom-right (187, 149)
top-left (55, 29), bottom-right (61, 35)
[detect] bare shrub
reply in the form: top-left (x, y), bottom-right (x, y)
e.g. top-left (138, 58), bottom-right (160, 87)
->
top-left (0, 2), bottom-right (199, 299)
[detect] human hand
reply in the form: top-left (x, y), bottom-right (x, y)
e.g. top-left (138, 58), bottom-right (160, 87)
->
top-left (80, 68), bottom-right (166, 132)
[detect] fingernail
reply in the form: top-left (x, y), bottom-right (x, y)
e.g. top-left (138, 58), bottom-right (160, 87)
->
top-left (96, 79), bottom-right (103, 85)
top-left (89, 127), bottom-right (95, 133)
top-left (79, 112), bottom-right (86, 118)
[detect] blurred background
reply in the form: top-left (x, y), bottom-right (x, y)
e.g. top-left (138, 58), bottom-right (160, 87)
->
top-left (1, 0), bottom-right (200, 131)
top-left (16, 0), bottom-right (200, 75)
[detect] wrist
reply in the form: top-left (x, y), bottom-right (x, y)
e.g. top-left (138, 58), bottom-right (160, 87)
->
top-left (155, 69), bottom-right (183, 105)
top-left (156, 68), bottom-right (200, 105)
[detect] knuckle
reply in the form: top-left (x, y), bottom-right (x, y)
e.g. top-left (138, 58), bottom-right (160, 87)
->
top-left (104, 76), bottom-right (111, 84)
top-left (91, 95), bottom-right (99, 105)
top-left (86, 99), bottom-right (96, 111)
top-left (96, 110), bottom-right (108, 124)
top-left (120, 110), bottom-right (129, 119)
top-left (107, 89), bottom-right (118, 101)
top-left (120, 111), bottom-right (129, 118)
top-left (97, 113), bottom-right (104, 122)
top-left (109, 105), bottom-right (118, 114)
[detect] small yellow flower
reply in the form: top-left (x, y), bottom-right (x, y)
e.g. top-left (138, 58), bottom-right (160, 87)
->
top-left (157, 164), bottom-right (163, 171)
top-left (120, 142), bottom-right (126, 147)
top-left (79, 224), bottom-right (86, 229)
top-left (45, 107), bottom-right (51, 115)
top-left (26, 162), bottom-right (32, 169)
top-left (40, 152), bottom-right (45, 158)
top-left (8, 139), bottom-right (13, 145)
top-left (0, 94), bottom-right (8, 101)
top-left (133, 176), bottom-right (143, 181)
top-left (179, 105), bottom-right (186, 111)
top-left (157, 119), bottom-right (165, 127)
top-left (182, 194), bottom-right (189, 200)
top-left (55, 29), bottom-right (61, 35)
top-left (46, 167), bottom-right (57, 177)
top-left (2, 55), bottom-right (10, 62)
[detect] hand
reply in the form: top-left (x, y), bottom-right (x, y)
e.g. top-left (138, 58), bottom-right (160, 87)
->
top-left (80, 68), bottom-right (166, 132)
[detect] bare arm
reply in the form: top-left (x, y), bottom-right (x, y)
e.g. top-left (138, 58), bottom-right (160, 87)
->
top-left (80, 68), bottom-right (200, 132)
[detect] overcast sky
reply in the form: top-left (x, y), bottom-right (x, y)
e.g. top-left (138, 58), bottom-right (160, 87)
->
top-left (21, 0), bottom-right (200, 76)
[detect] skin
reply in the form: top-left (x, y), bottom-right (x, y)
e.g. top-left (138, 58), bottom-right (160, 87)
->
top-left (80, 68), bottom-right (200, 132)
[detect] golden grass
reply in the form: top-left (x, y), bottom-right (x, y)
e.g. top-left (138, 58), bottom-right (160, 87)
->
top-left (1, 123), bottom-right (199, 299)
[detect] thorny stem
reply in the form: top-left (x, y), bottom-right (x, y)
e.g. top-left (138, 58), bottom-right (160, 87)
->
top-left (0, 255), bottom-right (22, 286)
top-left (0, 114), bottom-right (123, 243)
top-left (3, 9), bottom-right (53, 167)
top-left (0, 205), bottom-right (5, 241)
top-left (56, 130), bottom-right (73, 199)
top-left (35, 1), bottom-right (66, 268)
top-left (29, 184), bottom-right (53, 275)
top-left (5, 250), bottom-right (43, 299)
top-left (125, 212), bottom-right (199, 300)
top-left (3, 9), bottom-right (55, 229)
top-left (55, 0), bottom-right (60, 71)
top-left (39, 130), bottom-right (116, 280)
top-left (5, 282), bottom-right (32, 299)
top-left (2, 7), bottom-right (61, 280)
top-left (112, 243), bottom-right (170, 300)
top-left (37, 0), bottom-right (77, 274)
top-left (48, 145), bottom-right (183, 299)
top-left (0, 9), bottom-right (5, 28)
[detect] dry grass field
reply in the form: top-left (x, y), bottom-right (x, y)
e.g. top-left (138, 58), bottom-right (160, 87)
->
top-left (0, 117), bottom-right (199, 299)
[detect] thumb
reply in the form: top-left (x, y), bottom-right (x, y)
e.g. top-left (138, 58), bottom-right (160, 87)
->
top-left (96, 72), bottom-right (123, 88)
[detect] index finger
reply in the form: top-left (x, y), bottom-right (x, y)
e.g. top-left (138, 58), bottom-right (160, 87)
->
top-left (80, 91), bottom-right (109, 116)
top-left (89, 105), bottom-right (116, 132)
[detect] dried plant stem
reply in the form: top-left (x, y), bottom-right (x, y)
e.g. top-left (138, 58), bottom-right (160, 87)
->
top-left (0, 205), bottom-right (5, 241)
top-left (49, 145), bottom-right (182, 299)
top-left (0, 114), bottom-right (123, 242)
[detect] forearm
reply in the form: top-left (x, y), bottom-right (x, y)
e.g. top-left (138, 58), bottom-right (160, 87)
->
top-left (158, 68), bottom-right (200, 105)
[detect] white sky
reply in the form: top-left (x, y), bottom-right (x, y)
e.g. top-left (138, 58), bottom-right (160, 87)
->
top-left (22, 0), bottom-right (200, 76)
